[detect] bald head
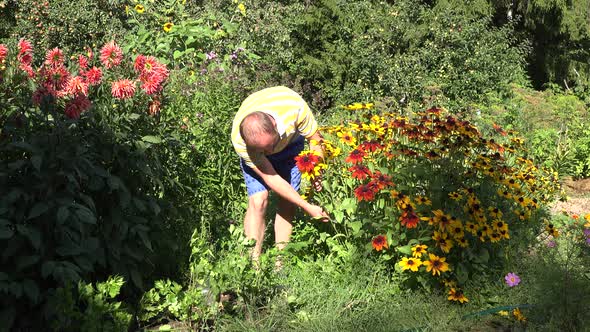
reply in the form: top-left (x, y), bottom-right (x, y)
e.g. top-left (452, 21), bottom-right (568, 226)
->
top-left (239, 111), bottom-right (277, 146)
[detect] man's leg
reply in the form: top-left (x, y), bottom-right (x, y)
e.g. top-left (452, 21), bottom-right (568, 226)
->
top-left (275, 197), bottom-right (296, 250)
top-left (244, 190), bottom-right (269, 260)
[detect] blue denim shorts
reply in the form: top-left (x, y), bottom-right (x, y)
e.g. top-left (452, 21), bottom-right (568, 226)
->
top-left (240, 135), bottom-right (304, 196)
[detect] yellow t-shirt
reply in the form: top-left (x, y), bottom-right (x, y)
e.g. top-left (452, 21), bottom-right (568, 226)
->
top-left (231, 86), bottom-right (318, 168)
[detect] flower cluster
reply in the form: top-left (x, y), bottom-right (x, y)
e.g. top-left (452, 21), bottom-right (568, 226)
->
top-left (342, 102), bottom-right (374, 111)
top-left (314, 105), bottom-right (560, 303)
top-left (1, 39), bottom-right (169, 119)
top-left (133, 54), bottom-right (169, 95)
top-left (295, 150), bottom-right (326, 181)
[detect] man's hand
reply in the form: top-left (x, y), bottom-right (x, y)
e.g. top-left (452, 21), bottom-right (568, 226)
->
top-left (304, 203), bottom-right (330, 222)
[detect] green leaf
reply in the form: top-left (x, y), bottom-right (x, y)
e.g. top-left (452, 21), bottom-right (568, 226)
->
top-left (130, 269), bottom-right (143, 289)
top-left (137, 229), bottom-right (153, 251)
top-left (31, 155), bottom-right (42, 172)
top-left (28, 202), bottom-right (49, 220)
top-left (16, 225), bottom-right (41, 249)
top-left (56, 244), bottom-right (82, 257)
top-left (75, 206), bottom-right (96, 225)
top-left (56, 206), bottom-right (70, 225)
top-left (142, 135), bottom-right (162, 144)
top-left (0, 220), bottom-right (14, 239)
top-left (41, 261), bottom-right (56, 278)
top-left (396, 244), bottom-right (412, 255)
top-left (456, 263), bottom-right (469, 284)
top-left (173, 50), bottom-right (184, 60)
top-left (333, 210), bottom-right (344, 223)
top-left (474, 248), bottom-right (489, 264)
top-left (158, 325), bottom-right (172, 331)
top-left (22, 279), bottom-right (39, 303)
top-left (16, 255), bottom-right (40, 271)
top-left (348, 221), bottom-right (362, 234)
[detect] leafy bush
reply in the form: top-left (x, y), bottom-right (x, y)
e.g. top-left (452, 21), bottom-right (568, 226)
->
top-left (45, 276), bottom-right (132, 332)
top-left (487, 85), bottom-right (590, 178)
top-left (121, 0), bottom-right (260, 73)
top-left (221, 0), bottom-right (527, 112)
top-left (6, 0), bottom-right (124, 58)
top-left (138, 224), bottom-right (281, 329)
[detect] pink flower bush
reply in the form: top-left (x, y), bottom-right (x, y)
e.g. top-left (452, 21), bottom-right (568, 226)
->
top-left (3, 40), bottom-right (169, 119)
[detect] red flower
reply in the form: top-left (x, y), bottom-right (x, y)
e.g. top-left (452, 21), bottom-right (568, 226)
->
top-left (426, 107), bottom-right (442, 116)
top-left (295, 152), bottom-right (321, 173)
top-left (135, 55), bottom-right (169, 95)
top-left (391, 118), bottom-right (408, 129)
top-left (371, 171), bottom-right (394, 189)
top-left (134, 54), bottom-right (146, 73)
top-left (19, 63), bottom-right (35, 78)
top-left (345, 149), bottom-right (365, 164)
top-left (349, 165), bottom-right (371, 180)
top-left (32, 87), bottom-right (50, 106)
top-left (359, 140), bottom-right (383, 153)
top-left (84, 67), bottom-right (102, 86)
top-left (64, 76), bottom-right (89, 96)
top-left (0, 44), bottom-right (8, 63)
top-left (372, 235), bottom-right (388, 251)
top-left (140, 75), bottom-right (163, 95)
top-left (111, 79), bottom-right (136, 99)
top-left (354, 184), bottom-right (376, 202)
top-left (45, 47), bottom-right (64, 68)
top-left (78, 54), bottom-right (89, 71)
top-left (42, 65), bottom-right (70, 94)
top-left (492, 123), bottom-right (507, 136)
top-left (148, 99), bottom-right (161, 116)
top-left (64, 94), bottom-right (91, 119)
top-left (399, 148), bottom-right (418, 157)
top-left (99, 41), bottom-right (123, 69)
top-left (400, 210), bottom-right (420, 228)
top-left (17, 39), bottom-right (33, 65)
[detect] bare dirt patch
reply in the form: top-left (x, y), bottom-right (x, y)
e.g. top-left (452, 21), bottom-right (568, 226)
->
top-left (549, 178), bottom-right (590, 216)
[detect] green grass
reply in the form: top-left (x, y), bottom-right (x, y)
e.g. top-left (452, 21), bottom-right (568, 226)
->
top-left (212, 232), bottom-right (590, 332)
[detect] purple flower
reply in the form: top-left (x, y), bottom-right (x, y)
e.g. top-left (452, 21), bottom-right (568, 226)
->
top-left (583, 228), bottom-right (590, 237)
top-left (546, 240), bottom-right (556, 248)
top-left (205, 51), bottom-right (217, 60)
top-left (505, 272), bottom-right (521, 287)
top-left (586, 237), bottom-right (590, 245)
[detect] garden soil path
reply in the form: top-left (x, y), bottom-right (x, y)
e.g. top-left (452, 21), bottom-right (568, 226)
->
top-left (549, 178), bottom-right (590, 216)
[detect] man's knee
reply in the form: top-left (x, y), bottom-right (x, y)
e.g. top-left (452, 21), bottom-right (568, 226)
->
top-left (248, 191), bottom-right (269, 212)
